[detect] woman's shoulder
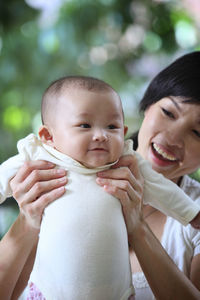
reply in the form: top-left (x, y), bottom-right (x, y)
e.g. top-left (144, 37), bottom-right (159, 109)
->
top-left (180, 175), bottom-right (200, 204)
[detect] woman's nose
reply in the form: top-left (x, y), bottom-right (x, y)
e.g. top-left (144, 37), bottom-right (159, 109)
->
top-left (165, 127), bottom-right (184, 148)
top-left (92, 130), bottom-right (108, 142)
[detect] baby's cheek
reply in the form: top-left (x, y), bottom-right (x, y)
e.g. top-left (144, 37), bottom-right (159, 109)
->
top-left (116, 147), bottom-right (125, 160)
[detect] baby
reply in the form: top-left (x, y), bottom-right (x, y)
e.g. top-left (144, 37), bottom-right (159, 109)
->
top-left (0, 76), bottom-right (200, 300)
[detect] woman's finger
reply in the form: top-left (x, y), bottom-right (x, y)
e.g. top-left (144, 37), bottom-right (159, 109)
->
top-left (96, 177), bottom-right (141, 202)
top-left (103, 184), bottom-right (142, 235)
top-left (12, 168), bottom-right (67, 196)
top-left (96, 154), bottom-right (144, 235)
top-left (104, 182), bottom-right (141, 208)
top-left (14, 176), bottom-right (68, 206)
top-left (9, 160), bottom-right (68, 229)
top-left (19, 185), bottom-right (66, 229)
top-left (104, 184), bottom-right (129, 204)
top-left (98, 154), bottom-right (143, 180)
top-left (10, 160), bottom-right (55, 185)
top-left (10, 160), bottom-right (67, 204)
top-left (112, 154), bottom-right (143, 181)
top-left (97, 160), bottom-right (144, 197)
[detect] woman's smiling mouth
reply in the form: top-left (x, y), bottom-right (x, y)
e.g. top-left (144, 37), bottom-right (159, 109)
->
top-left (152, 143), bottom-right (177, 162)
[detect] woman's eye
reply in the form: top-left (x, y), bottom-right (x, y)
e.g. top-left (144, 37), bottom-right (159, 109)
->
top-left (80, 124), bottom-right (91, 128)
top-left (161, 108), bottom-right (175, 119)
top-left (193, 129), bottom-right (200, 138)
top-left (108, 124), bottom-right (117, 129)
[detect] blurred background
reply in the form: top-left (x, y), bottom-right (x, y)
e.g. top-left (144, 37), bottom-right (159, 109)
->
top-left (1, 0), bottom-right (200, 238)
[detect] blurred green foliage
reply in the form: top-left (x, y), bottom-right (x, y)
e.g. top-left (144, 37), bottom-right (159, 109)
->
top-left (0, 0), bottom-right (200, 185)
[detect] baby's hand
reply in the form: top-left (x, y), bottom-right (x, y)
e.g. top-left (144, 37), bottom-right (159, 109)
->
top-left (190, 212), bottom-right (200, 229)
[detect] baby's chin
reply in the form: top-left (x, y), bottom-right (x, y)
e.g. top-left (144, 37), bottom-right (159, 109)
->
top-left (83, 162), bottom-right (111, 169)
top-left (82, 158), bottom-right (117, 169)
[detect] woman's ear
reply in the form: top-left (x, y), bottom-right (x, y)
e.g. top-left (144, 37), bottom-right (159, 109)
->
top-left (38, 125), bottom-right (54, 147)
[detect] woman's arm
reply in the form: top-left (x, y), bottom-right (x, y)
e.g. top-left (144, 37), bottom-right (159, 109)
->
top-left (0, 214), bottom-right (39, 300)
top-left (0, 160), bottom-right (67, 300)
top-left (130, 220), bottom-right (200, 300)
top-left (190, 253), bottom-right (200, 290)
top-left (96, 154), bottom-right (200, 300)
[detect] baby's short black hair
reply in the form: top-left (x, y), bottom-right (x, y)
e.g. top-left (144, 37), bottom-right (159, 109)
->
top-left (41, 75), bottom-right (120, 125)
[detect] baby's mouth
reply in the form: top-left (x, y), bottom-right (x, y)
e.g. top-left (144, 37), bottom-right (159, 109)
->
top-left (152, 143), bottom-right (177, 162)
top-left (89, 148), bottom-right (107, 151)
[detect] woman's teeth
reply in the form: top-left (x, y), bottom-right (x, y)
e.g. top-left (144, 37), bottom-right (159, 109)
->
top-left (152, 143), bottom-right (177, 161)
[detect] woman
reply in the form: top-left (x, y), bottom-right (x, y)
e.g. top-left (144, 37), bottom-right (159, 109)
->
top-left (98, 51), bottom-right (200, 299)
top-left (1, 51), bottom-right (200, 299)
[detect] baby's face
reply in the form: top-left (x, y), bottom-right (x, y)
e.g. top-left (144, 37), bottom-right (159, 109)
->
top-left (46, 88), bottom-right (127, 168)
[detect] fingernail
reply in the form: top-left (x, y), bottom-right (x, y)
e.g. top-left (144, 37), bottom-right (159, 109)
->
top-left (58, 186), bottom-right (66, 192)
top-left (97, 172), bottom-right (105, 177)
top-left (59, 176), bottom-right (67, 182)
top-left (47, 162), bottom-right (55, 166)
top-left (57, 169), bottom-right (66, 175)
top-left (96, 177), bottom-right (104, 184)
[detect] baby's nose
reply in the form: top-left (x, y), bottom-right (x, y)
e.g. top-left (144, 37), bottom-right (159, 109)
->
top-left (92, 130), bottom-right (108, 142)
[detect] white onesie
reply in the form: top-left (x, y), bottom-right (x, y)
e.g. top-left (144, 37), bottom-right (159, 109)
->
top-left (0, 134), bottom-right (199, 300)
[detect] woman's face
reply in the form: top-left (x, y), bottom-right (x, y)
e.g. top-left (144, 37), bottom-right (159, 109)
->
top-left (137, 97), bottom-right (200, 183)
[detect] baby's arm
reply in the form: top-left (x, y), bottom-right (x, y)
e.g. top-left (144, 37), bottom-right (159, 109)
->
top-left (134, 151), bottom-right (200, 227)
top-left (0, 154), bottom-right (26, 204)
top-left (0, 134), bottom-right (44, 204)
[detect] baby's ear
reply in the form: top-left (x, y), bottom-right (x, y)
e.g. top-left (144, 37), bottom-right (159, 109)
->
top-left (124, 126), bottom-right (128, 137)
top-left (38, 125), bottom-right (54, 146)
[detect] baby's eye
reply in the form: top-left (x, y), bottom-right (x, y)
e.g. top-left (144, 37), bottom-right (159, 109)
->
top-left (193, 129), bottom-right (200, 138)
top-left (161, 108), bottom-right (175, 119)
top-left (107, 124), bottom-right (117, 129)
top-left (79, 124), bottom-right (91, 128)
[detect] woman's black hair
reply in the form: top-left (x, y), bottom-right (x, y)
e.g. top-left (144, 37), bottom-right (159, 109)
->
top-left (129, 131), bottom-right (139, 151)
top-left (139, 51), bottom-right (200, 112)
top-left (130, 51), bottom-right (200, 148)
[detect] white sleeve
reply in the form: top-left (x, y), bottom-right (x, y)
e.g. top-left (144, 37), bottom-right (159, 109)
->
top-left (134, 152), bottom-right (200, 226)
top-left (0, 154), bottom-right (26, 204)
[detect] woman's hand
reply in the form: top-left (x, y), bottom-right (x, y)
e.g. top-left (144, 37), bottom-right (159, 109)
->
top-left (10, 160), bottom-right (67, 229)
top-left (0, 160), bottom-right (67, 300)
top-left (96, 154), bottom-right (144, 236)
